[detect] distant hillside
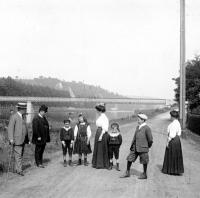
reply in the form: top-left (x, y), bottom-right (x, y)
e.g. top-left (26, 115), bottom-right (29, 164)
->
top-left (18, 76), bottom-right (123, 98)
top-left (0, 77), bottom-right (70, 97)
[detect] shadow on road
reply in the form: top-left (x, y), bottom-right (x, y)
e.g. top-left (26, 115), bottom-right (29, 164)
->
top-left (130, 168), bottom-right (142, 176)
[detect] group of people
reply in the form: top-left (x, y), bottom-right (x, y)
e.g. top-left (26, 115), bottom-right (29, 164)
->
top-left (7, 102), bottom-right (184, 179)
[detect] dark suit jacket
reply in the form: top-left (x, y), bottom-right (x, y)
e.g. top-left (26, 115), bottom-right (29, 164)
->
top-left (32, 114), bottom-right (50, 145)
top-left (8, 113), bottom-right (29, 146)
top-left (130, 124), bottom-right (153, 153)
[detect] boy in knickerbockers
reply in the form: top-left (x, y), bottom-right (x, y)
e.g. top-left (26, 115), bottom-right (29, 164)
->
top-left (120, 113), bottom-right (153, 179)
top-left (60, 118), bottom-right (74, 167)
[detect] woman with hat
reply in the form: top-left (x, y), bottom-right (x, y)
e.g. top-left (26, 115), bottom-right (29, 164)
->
top-left (92, 103), bottom-right (110, 169)
top-left (108, 122), bottom-right (122, 171)
top-left (32, 104), bottom-right (50, 168)
top-left (162, 110), bottom-right (184, 175)
top-left (121, 113), bottom-right (153, 179)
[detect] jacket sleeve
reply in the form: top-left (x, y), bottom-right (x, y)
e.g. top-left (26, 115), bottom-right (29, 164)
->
top-left (32, 117), bottom-right (41, 138)
top-left (60, 128), bottom-right (64, 141)
top-left (71, 128), bottom-right (74, 141)
top-left (8, 115), bottom-right (16, 141)
top-left (130, 131), bottom-right (136, 151)
top-left (118, 134), bottom-right (122, 146)
top-left (145, 126), bottom-right (153, 148)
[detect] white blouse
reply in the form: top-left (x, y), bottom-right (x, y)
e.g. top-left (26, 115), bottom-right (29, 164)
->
top-left (74, 123), bottom-right (92, 140)
top-left (96, 113), bottom-right (109, 134)
top-left (167, 119), bottom-right (182, 141)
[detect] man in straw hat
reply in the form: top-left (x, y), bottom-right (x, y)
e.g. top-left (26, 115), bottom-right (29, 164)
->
top-left (120, 113), bottom-right (153, 179)
top-left (8, 102), bottom-right (29, 176)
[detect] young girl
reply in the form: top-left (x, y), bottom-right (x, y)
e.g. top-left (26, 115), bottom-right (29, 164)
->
top-left (108, 122), bottom-right (122, 171)
top-left (73, 114), bottom-right (92, 166)
top-left (60, 119), bottom-right (74, 167)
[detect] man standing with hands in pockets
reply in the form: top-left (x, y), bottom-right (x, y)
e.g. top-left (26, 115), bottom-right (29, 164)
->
top-left (32, 105), bottom-right (50, 168)
top-left (8, 102), bottom-right (29, 176)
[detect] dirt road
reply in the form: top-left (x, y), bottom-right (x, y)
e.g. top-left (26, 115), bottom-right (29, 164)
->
top-left (1, 112), bottom-right (200, 198)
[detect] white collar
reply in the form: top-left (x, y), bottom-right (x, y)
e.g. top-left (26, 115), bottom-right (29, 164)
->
top-left (64, 126), bottom-right (71, 130)
top-left (109, 132), bottom-right (120, 137)
top-left (139, 122), bottom-right (147, 130)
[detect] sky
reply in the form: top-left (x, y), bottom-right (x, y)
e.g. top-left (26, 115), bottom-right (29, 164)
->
top-left (0, 0), bottom-right (200, 99)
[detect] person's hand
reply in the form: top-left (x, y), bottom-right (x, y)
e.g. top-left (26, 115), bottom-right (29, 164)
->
top-left (62, 141), bottom-right (66, 146)
top-left (38, 137), bottom-right (41, 141)
top-left (166, 141), bottom-right (169, 148)
top-left (9, 139), bottom-right (14, 145)
top-left (70, 143), bottom-right (73, 148)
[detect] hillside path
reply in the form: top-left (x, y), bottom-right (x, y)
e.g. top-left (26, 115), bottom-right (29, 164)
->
top-left (1, 112), bottom-right (200, 198)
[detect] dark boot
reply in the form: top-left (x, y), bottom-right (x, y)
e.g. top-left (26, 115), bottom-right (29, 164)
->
top-left (69, 160), bottom-right (73, 166)
top-left (108, 162), bottom-right (113, 170)
top-left (77, 158), bottom-right (82, 166)
top-left (116, 163), bottom-right (120, 171)
top-left (120, 170), bottom-right (130, 178)
top-left (84, 158), bottom-right (88, 166)
top-left (138, 172), bottom-right (147, 179)
top-left (64, 160), bottom-right (67, 167)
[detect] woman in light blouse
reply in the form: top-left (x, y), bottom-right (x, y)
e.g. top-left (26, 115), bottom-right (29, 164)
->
top-left (92, 103), bottom-right (110, 169)
top-left (162, 110), bottom-right (184, 175)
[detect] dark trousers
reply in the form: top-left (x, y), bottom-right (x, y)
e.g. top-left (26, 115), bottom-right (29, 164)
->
top-left (35, 144), bottom-right (46, 166)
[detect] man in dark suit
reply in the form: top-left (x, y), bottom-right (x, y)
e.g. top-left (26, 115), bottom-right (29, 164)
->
top-left (121, 113), bottom-right (153, 179)
top-left (32, 105), bottom-right (50, 168)
top-left (8, 103), bottom-right (29, 176)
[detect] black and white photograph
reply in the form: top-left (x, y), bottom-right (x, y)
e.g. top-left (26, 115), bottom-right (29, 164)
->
top-left (0, 0), bottom-right (200, 197)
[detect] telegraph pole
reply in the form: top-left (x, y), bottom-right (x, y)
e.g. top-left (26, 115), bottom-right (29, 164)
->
top-left (180, 0), bottom-right (186, 129)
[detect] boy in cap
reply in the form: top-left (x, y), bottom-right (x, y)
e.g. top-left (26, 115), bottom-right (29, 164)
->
top-left (32, 104), bottom-right (50, 168)
top-left (121, 113), bottom-right (153, 179)
top-left (8, 102), bottom-right (29, 176)
top-left (60, 118), bottom-right (74, 167)
top-left (108, 122), bottom-right (122, 171)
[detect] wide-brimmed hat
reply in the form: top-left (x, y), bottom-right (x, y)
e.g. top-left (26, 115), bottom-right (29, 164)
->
top-left (95, 103), bottom-right (106, 112)
top-left (137, 113), bottom-right (148, 121)
top-left (39, 104), bottom-right (48, 113)
top-left (16, 102), bottom-right (27, 109)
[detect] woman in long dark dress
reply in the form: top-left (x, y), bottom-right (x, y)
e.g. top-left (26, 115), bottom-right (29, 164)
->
top-left (162, 110), bottom-right (184, 175)
top-left (92, 103), bottom-right (109, 169)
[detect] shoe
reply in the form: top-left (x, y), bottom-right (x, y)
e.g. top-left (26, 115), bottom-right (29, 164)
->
top-left (64, 160), bottom-right (67, 167)
top-left (77, 159), bottom-right (82, 166)
top-left (138, 173), bottom-right (147, 179)
top-left (116, 163), bottom-right (120, 171)
top-left (120, 170), bottom-right (130, 178)
top-left (16, 171), bottom-right (24, 176)
top-left (38, 164), bottom-right (45, 168)
top-left (68, 160), bottom-right (73, 166)
top-left (108, 162), bottom-right (113, 170)
top-left (84, 159), bottom-right (88, 166)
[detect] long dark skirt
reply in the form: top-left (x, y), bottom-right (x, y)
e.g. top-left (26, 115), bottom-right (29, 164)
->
top-left (92, 128), bottom-right (109, 169)
top-left (162, 135), bottom-right (184, 175)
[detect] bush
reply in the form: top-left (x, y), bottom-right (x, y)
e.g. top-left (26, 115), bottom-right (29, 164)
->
top-left (187, 113), bottom-right (200, 135)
